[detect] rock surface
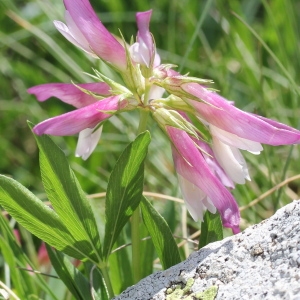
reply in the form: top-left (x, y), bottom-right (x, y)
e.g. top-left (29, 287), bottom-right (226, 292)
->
top-left (114, 200), bottom-right (300, 300)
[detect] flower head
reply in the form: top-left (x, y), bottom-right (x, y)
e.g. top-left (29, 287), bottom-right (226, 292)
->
top-left (55, 0), bottom-right (127, 72)
top-left (28, 0), bottom-right (300, 232)
top-left (166, 126), bottom-right (240, 233)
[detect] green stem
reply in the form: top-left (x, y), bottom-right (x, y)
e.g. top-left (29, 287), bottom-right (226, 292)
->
top-left (100, 265), bottom-right (114, 299)
top-left (132, 109), bottom-right (150, 283)
top-left (143, 77), bottom-right (151, 105)
top-left (137, 109), bottom-right (150, 134)
top-left (131, 206), bottom-right (141, 283)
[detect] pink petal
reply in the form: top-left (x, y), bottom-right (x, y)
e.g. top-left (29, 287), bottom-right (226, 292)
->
top-left (63, 0), bottom-right (127, 71)
top-left (177, 111), bottom-right (234, 188)
top-left (195, 139), bottom-right (235, 189)
top-left (64, 11), bottom-right (93, 54)
top-left (183, 83), bottom-right (300, 146)
top-left (254, 114), bottom-right (300, 133)
top-left (167, 126), bottom-right (240, 233)
top-left (28, 83), bottom-right (111, 108)
top-left (33, 96), bottom-right (127, 136)
top-left (130, 41), bottom-right (150, 66)
top-left (130, 10), bottom-right (160, 68)
top-left (134, 10), bottom-right (154, 67)
top-left (53, 20), bottom-right (91, 54)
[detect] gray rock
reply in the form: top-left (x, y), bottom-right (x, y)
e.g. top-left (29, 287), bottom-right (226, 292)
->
top-left (114, 200), bottom-right (300, 300)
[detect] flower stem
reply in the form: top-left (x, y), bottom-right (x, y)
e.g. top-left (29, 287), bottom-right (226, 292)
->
top-left (137, 109), bottom-right (150, 134)
top-left (132, 109), bottom-right (149, 283)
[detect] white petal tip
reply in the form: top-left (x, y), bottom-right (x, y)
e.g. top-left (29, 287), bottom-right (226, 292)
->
top-left (248, 150), bottom-right (262, 155)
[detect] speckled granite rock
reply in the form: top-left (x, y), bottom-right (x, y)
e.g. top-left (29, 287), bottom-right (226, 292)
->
top-left (114, 200), bottom-right (300, 300)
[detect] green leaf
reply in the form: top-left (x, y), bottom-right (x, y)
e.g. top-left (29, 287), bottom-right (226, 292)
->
top-left (198, 211), bottom-right (223, 249)
top-left (103, 131), bottom-right (151, 259)
top-left (0, 214), bottom-right (60, 299)
top-left (141, 197), bottom-right (181, 269)
top-left (29, 122), bottom-right (102, 263)
top-left (46, 245), bottom-right (96, 300)
top-left (0, 175), bottom-right (85, 260)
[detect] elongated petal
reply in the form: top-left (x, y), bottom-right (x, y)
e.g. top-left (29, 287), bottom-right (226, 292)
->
top-left (210, 125), bottom-right (263, 154)
top-left (135, 10), bottom-right (153, 67)
top-left (28, 83), bottom-right (111, 108)
top-left (130, 10), bottom-right (160, 68)
top-left (212, 136), bottom-right (251, 184)
top-left (136, 10), bottom-right (153, 48)
top-left (33, 96), bottom-right (127, 136)
top-left (149, 84), bottom-right (165, 99)
top-left (177, 174), bottom-right (207, 222)
top-left (183, 83), bottom-right (300, 146)
top-left (254, 114), bottom-right (300, 133)
top-left (64, 0), bottom-right (127, 71)
top-left (54, 20), bottom-right (92, 55)
top-left (75, 125), bottom-right (103, 160)
top-left (198, 141), bottom-right (235, 188)
top-left (203, 198), bottom-right (217, 214)
top-left (178, 112), bottom-right (234, 188)
top-left (64, 11), bottom-right (93, 53)
top-left (177, 174), bottom-right (217, 222)
top-left (167, 126), bottom-right (240, 233)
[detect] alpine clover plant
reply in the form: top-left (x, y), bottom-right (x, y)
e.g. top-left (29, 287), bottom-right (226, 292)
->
top-left (28, 0), bottom-right (300, 234)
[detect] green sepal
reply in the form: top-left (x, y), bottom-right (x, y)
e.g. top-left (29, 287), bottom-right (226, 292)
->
top-left (119, 30), bottom-right (144, 97)
top-left (92, 68), bottom-right (133, 97)
top-left (152, 107), bottom-right (200, 139)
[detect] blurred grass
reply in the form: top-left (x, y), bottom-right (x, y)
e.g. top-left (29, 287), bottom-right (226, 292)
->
top-left (0, 0), bottom-right (300, 297)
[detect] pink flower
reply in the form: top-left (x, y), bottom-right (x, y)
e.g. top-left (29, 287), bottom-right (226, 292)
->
top-left (130, 10), bottom-right (160, 68)
top-left (166, 126), bottom-right (240, 233)
top-left (33, 95), bottom-right (128, 136)
top-left (28, 3), bottom-right (300, 232)
top-left (54, 0), bottom-right (127, 72)
top-left (182, 83), bottom-right (300, 146)
top-left (180, 83), bottom-right (300, 184)
top-left (29, 83), bottom-right (134, 159)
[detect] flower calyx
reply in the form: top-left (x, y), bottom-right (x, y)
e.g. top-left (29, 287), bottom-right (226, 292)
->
top-left (152, 107), bottom-right (199, 140)
top-left (92, 69), bottom-right (133, 98)
top-left (119, 31), bottom-right (145, 97)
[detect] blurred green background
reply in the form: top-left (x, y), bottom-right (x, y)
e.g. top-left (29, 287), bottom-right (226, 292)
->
top-left (0, 0), bottom-right (300, 296)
